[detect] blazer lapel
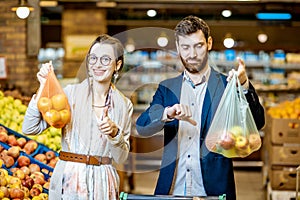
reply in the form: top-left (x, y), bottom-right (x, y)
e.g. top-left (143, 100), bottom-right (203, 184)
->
top-left (201, 69), bottom-right (227, 137)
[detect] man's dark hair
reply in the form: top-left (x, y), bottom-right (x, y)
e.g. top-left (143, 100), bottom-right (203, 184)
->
top-left (175, 15), bottom-right (211, 42)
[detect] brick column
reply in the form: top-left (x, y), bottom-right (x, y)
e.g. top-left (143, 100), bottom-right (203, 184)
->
top-left (0, 0), bottom-right (40, 96)
top-left (62, 8), bottom-right (107, 78)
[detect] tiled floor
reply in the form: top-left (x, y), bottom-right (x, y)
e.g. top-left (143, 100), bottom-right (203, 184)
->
top-left (234, 169), bottom-right (266, 200)
top-left (123, 168), bottom-right (267, 200)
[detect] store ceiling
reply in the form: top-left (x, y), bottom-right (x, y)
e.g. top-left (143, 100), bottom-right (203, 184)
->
top-left (41, 0), bottom-right (300, 51)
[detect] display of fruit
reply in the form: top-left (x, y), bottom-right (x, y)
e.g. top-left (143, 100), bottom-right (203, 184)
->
top-left (2, 145), bottom-right (57, 170)
top-left (208, 125), bottom-right (262, 158)
top-left (0, 167), bottom-right (49, 199)
top-left (18, 156), bottom-right (31, 167)
top-left (0, 90), bottom-right (28, 133)
top-left (267, 97), bottom-right (300, 119)
top-left (0, 125), bottom-right (59, 169)
top-left (23, 140), bottom-right (39, 155)
top-left (38, 93), bottom-right (71, 128)
top-left (2, 154), bottom-right (15, 168)
top-left (34, 154), bottom-right (47, 164)
top-left (29, 126), bottom-right (61, 152)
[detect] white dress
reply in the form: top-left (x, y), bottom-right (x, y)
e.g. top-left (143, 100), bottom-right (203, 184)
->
top-left (22, 79), bottom-right (133, 200)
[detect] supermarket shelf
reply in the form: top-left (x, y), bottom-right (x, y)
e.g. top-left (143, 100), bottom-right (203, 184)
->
top-left (267, 182), bottom-right (297, 200)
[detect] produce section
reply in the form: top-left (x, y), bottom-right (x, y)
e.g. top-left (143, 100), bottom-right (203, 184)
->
top-left (0, 90), bottom-right (28, 134)
top-left (0, 90), bottom-right (62, 152)
top-left (263, 97), bottom-right (300, 199)
top-left (0, 90), bottom-right (61, 199)
top-left (1, 1), bottom-right (300, 197)
top-left (0, 124), bottom-right (58, 199)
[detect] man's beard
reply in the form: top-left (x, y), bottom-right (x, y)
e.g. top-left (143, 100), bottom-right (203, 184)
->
top-left (180, 52), bottom-right (209, 74)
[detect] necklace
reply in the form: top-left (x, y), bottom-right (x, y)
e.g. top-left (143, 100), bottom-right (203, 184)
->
top-left (92, 104), bottom-right (107, 108)
top-left (92, 86), bottom-right (112, 109)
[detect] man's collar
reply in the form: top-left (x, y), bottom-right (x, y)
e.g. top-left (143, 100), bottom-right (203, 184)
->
top-left (183, 67), bottom-right (211, 88)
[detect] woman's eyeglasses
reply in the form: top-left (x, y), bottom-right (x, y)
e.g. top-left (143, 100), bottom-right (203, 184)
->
top-left (87, 54), bottom-right (113, 66)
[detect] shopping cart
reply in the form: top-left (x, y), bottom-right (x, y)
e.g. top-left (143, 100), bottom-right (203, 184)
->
top-left (119, 192), bottom-right (226, 200)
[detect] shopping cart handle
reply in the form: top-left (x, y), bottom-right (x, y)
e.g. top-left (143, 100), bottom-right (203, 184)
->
top-left (119, 192), bottom-right (226, 200)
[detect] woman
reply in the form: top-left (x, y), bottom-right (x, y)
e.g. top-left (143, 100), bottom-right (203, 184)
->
top-left (22, 34), bottom-right (133, 200)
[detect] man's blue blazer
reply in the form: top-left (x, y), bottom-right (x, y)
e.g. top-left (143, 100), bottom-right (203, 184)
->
top-left (136, 68), bottom-right (265, 200)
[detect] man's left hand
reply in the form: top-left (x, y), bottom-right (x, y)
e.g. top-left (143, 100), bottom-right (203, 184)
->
top-left (227, 57), bottom-right (248, 85)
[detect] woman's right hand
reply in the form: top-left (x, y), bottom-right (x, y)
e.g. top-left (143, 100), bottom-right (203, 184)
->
top-left (37, 61), bottom-right (53, 86)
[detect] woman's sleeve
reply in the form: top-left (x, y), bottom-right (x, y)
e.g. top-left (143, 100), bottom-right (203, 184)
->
top-left (108, 100), bottom-right (133, 164)
top-left (21, 95), bottom-right (48, 135)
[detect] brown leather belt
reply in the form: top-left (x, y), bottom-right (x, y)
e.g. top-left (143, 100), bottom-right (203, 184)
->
top-left (59, 151), bottom-right (112, 166)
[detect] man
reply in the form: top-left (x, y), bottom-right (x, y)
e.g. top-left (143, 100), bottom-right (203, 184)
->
top-left (136, 16), bottom-right (265, 200)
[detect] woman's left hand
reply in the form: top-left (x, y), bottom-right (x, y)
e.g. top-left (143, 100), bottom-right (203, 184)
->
top-left (98, 107), bottom-right (119, 137)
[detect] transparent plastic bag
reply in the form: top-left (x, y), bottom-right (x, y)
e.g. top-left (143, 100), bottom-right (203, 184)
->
top-left (37, 70), bottom-right (71, 128)
top-left (205, 73), bottom-right (261, 158)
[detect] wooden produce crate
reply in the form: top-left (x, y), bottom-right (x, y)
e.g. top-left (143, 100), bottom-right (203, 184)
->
top-left (269, 166), bottom-right (300, 190)
top-left (268, 144), bottom-right (300, 166)
top-left (265, 116), bottom-right (300, 145)
top-left (267, 182), bottom-right (298, 200)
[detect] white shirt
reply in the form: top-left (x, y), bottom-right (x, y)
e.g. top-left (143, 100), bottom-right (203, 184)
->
top-left (171, 68), bottom-right (210, 196)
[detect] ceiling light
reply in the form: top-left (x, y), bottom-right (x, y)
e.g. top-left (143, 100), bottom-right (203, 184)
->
top-left (157, 33), bottom-right (168, 47)
top-left (256, 12), bottom-right (292, 20)
top-left (96, 1), bottom-right (117, 8)
top-left (39, 1), bottom-right (58, 7)
top-left (257, 33), bottom-right (268, 43)
top-left (222, 10), bottom-right (232, 18)
top-left (147, 9), bottom-right (157, 17)
top-left (125, 38), bottom-right (135, 53)
top-left (223, 34), bottom-right (235, 49)
top-left (11, 0), bottom-right (34, 19)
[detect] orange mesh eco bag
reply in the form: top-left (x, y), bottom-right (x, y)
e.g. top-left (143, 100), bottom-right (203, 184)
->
top-left (37, 70), bottom-right (71, 128)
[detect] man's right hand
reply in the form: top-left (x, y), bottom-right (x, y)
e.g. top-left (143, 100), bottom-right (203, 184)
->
top-left (166, 104), bottom-right (197, 126)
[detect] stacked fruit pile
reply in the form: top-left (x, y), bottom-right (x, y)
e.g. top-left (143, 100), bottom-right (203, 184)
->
top-left (0, 125), bottom-right (59, 198)
top-left (0, 126), bottom-right (58, 169)
top-left (0, 167), bottom-right (48, 199)
top-left (28, 127), bottom-right (61, 152)
top-left (0, 89), bottom-right (62, 151)
top-left (0, 91), bottom-right (27, 133)
top-left (267, 97), bottom-right (300, 119)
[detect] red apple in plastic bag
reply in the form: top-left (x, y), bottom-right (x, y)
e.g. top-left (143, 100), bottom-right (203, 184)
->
top-left (249, 134), bottom-right (261, 151)
top-left (218, 132), bottom-right (236, 150)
